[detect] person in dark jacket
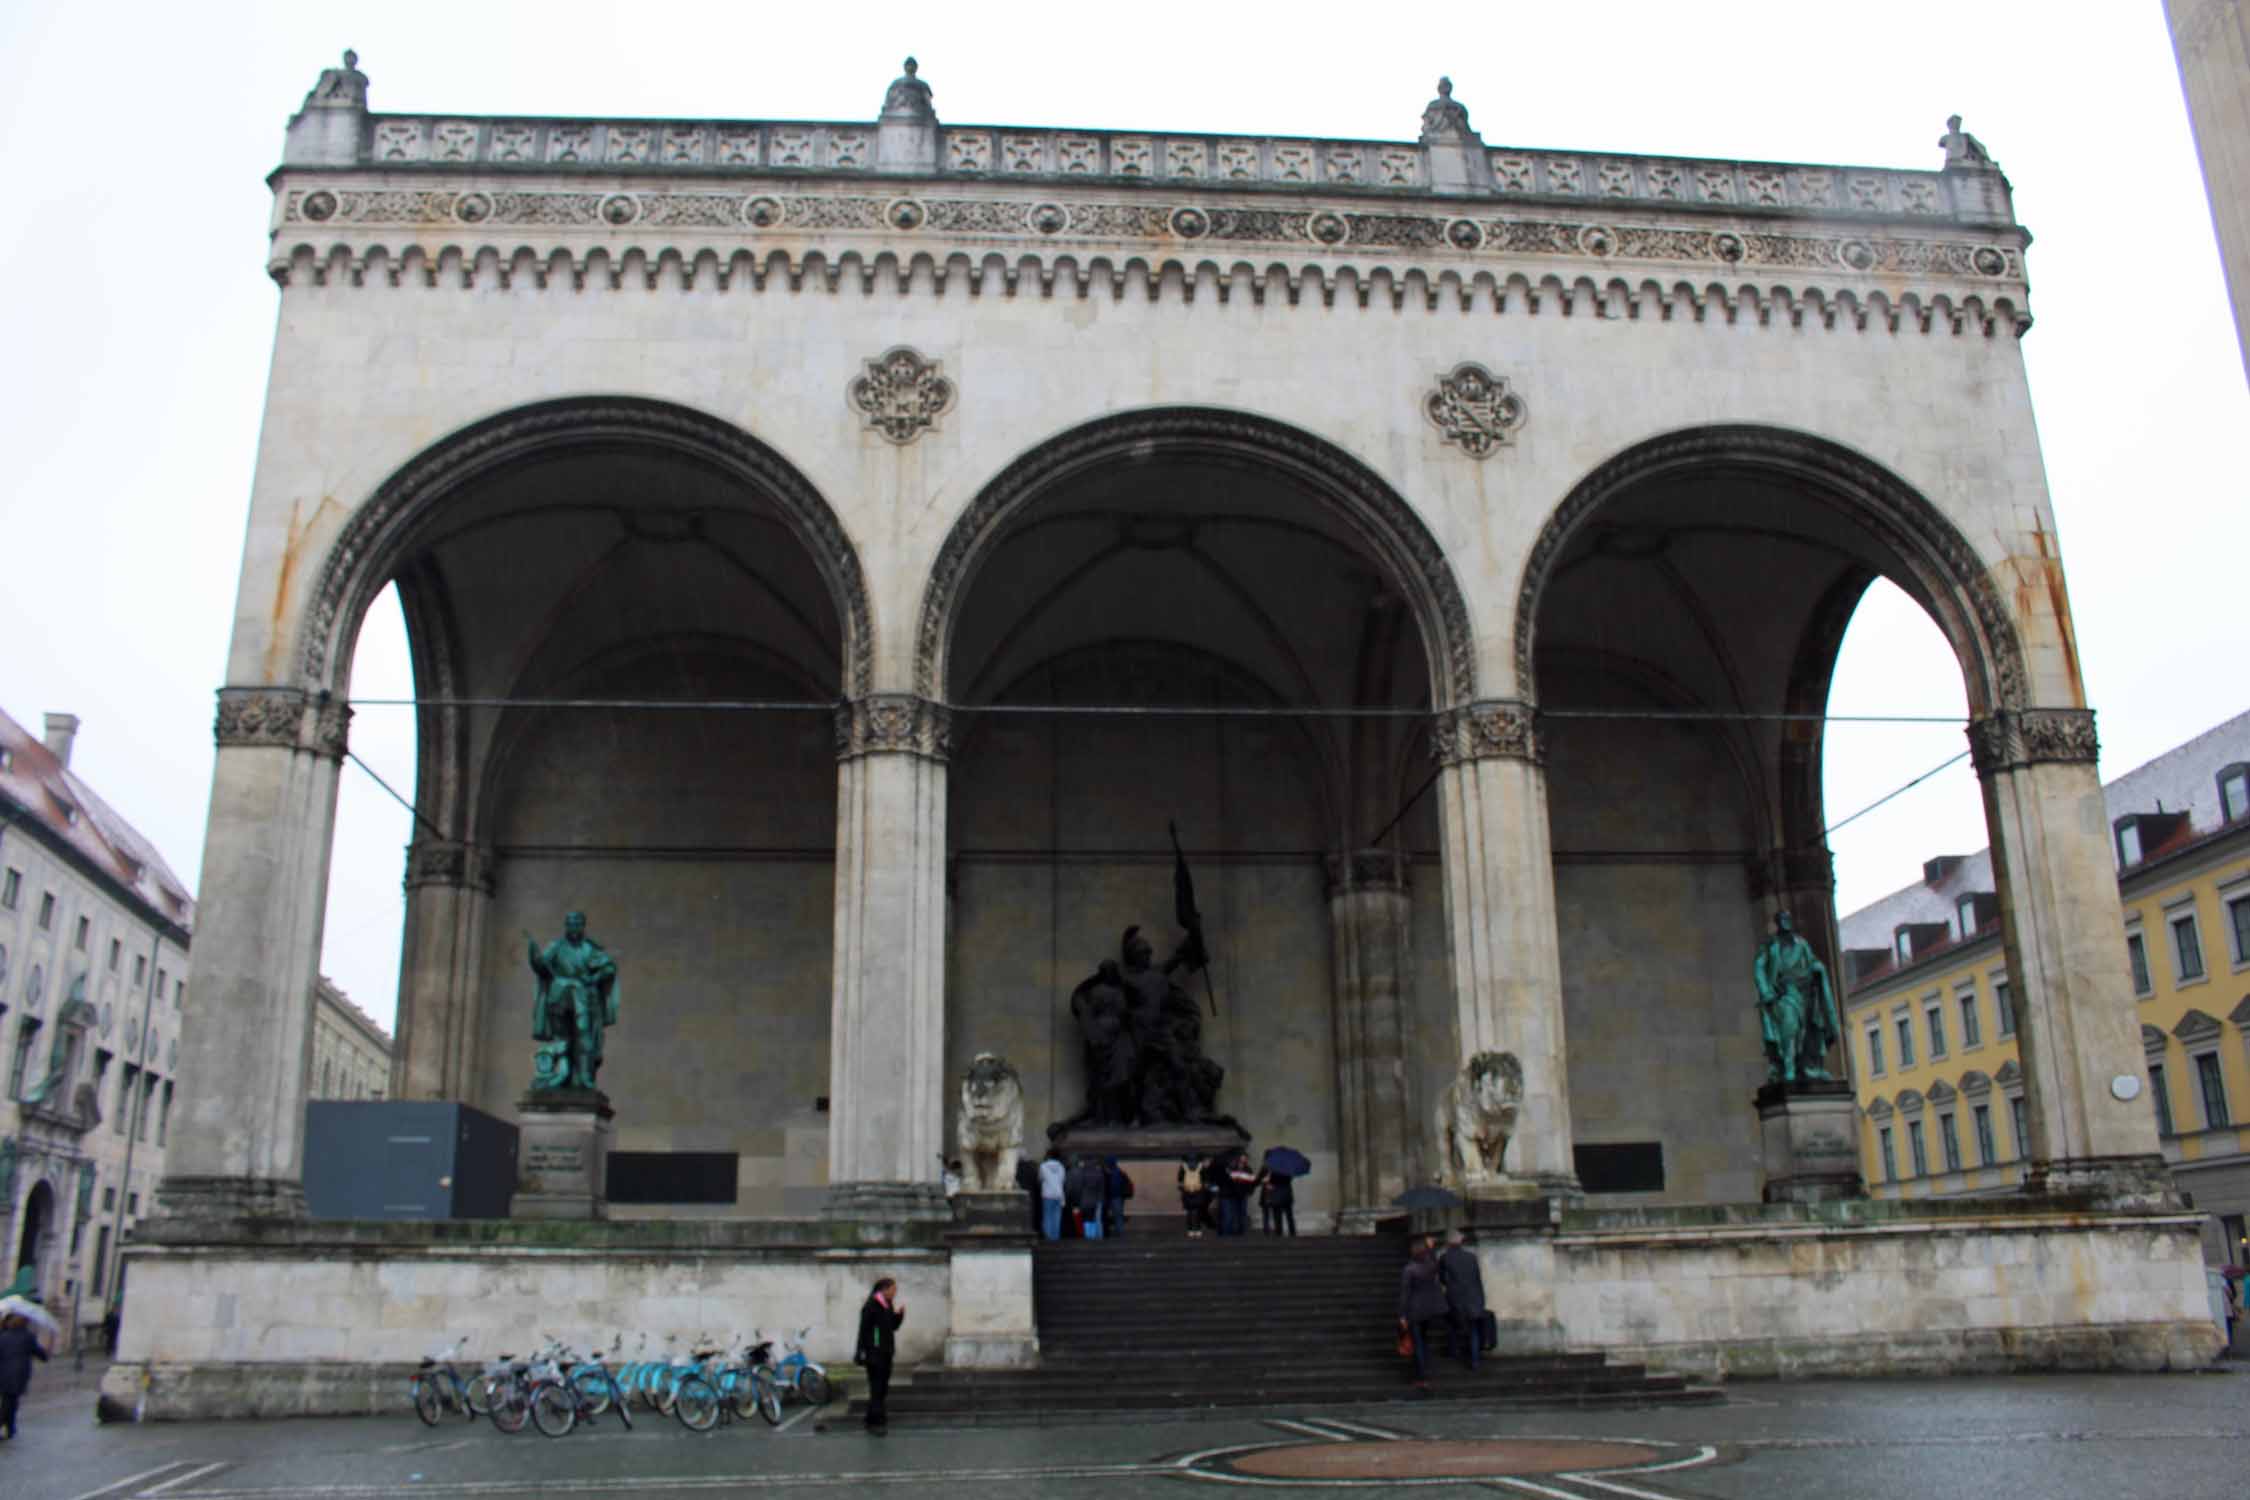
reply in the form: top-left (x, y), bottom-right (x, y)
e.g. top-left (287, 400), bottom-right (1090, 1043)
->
top-left (1069, 1155), bottom-right (1107, 1240)
top-left (1259, 1168), bottom-right (1296, 1236)
top-left (1102, 1157), bottom-right (1130, 1238)
top-left (0, 1312), bottom-right (51, 1439)
top-left (1013, 1154), bottom-right (1042, 1234)
top-left (1396, 1241), bottom-right (1449, 1391)
top-left (1437, 1229), bottom-right (1487, 1370)
top-left (853, 1277), bottom-right (906, 1434)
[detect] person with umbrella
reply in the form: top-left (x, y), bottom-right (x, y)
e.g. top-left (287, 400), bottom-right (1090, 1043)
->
top-left (1396, 1239), bottom-right (1449, 1394)
top-left (1260, 1147), bottom-right (1310, 1237)
top-left (0, 1304), bottom-right (53, 1441)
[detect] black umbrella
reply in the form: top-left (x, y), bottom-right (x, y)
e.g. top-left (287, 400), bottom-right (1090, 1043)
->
top-left (1391, 1184), bottom-right (1461, 1210)
top-left (1263, 1146), bottom-right (1312, 1178)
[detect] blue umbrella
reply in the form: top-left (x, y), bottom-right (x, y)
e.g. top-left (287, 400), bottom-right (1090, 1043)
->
top-left (1263, 1146), bottom-right (1312, 1178)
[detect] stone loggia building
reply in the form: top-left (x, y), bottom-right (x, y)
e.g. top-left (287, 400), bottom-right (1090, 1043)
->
top-left (114, 56), bottom-right (2217, 1414)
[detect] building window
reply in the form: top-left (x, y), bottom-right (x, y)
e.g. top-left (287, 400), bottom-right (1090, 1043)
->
top-left (2196, 1052), bottom-right (2230, 1129)
top-left (2117, 821), bottom-right (2143, 866)
top-left (2126, 931), bottom-right (2152, 995)
top-left (2172, 911), bottom-right (2206, 982)
top-left (74, 914), bottom-right (89, 951)
top-left (1867, 1026), bottom-right (1886, 1076)
top-left (1907, 1120), bottom-right (1929, 1177)
top-left (1896, 1015), bottom-right (1916, 1068)
top-left (1958, 990), bottom-right (1982, 1049)
top-left (2150, 1062), bottom-right (2175, 1136)
top-left (158, 1080), bottom-right (173, 1145)
top-left (1938, 1112), bottom-right (1962, 1173)
top-left (320, 1061), bottom-right (332, 1096)
top-left (2010, 1095), bottom-right (2030, 1159)
top-left (126, 1193), bottom-right (138, 1216)
top-left (2228, 894), bottom-right (2250, 968)
top-left (1926, 1001), bottom-right (1948, 1059)
top-left (1955, 894), bottom-right (1975, 937)
top-left (1879, 1127), bottom-right (1897, 1182)
top-left (1973, 1103), bottom-right (1996, 1166)
top-left (138, 1073), bottom-right (157, 1141)
top-left (8, 1019), bottom-right (41, 1099)
top-left (131, 954), bottom-right (145, 985)
top-left (0, 868), bottom-right (17, 909)
top-left (36, 892), bottom-right (55, 930)
top-left (101, 1186), bottom-right (114, 1211)
top-left (116, 1064), bottom-right (137, 1135)
top-left (106, 938), bottom-right (120, 972)
top-left (1994, 977), bottom-right (2015, 1037)
top-left (92, 1226), bottom-right (111, 1295)
top-left (2221, 765), bottom-right (2250, 824)
top-left (155, 968), bottom-right (167, 999)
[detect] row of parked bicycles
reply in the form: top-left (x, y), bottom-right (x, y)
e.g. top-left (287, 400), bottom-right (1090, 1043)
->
top-left (409, 1329), bottom-right (833, 1436)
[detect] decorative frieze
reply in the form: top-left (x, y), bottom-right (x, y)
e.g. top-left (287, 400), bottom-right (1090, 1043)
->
top-left (847, 347), bottom-right (956, 444)
top-left (1965, 707), bottom-right (2099, 776)
top-left (213, 688), bottom-right (351, 761)
top-left (834, 693), bottom-right (953, 762)
top-left (1429, 701), bottom-right (1539, 767)
top-left (1424, 363), bottom-right (1526, 458)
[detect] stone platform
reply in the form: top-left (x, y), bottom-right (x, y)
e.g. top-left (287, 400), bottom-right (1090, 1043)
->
top-left (1044, 1123), bottom-right (1251, 1159)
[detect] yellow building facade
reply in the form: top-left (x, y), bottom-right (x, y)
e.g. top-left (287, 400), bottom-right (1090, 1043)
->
top-left (1842, 710), bottom-right (2250, 1267)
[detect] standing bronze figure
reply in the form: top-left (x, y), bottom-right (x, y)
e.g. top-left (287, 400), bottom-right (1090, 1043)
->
top-left (527, 911), bottom-right (620, 1091)
top-left (1754, 911), bottom-right (1840, 1086)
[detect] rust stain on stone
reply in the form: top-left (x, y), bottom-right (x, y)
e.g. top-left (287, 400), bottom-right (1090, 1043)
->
top-left (2017, 518), bottom-right (2085, 708)
top-left (264, 495), bottom-right (344, 680)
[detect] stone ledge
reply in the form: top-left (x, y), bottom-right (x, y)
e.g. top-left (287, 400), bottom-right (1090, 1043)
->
top-left (1590, 1320), bottom-right (2223, 1382)
top-left (129, 1215), bottom-right (953, 1254)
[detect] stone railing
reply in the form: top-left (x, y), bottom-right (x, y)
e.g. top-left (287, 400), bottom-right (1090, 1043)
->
top-left (333, 115), bottom-right (2000, 226)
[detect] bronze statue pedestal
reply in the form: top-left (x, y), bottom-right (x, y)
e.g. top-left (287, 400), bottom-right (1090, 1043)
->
top-left (1756, 1080), bottom-right (1864, 1204)
top-left (514, 1089), bottom-right (614, 1220)
top-left (1046, 1123), bottom-right (1250, 1160)
top-left (953, 1190), bottom-right (1030, 1230)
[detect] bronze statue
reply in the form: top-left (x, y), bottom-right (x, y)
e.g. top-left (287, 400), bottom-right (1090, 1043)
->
top-left (1052, 923), bottom-right (1234, 1137)
top-left (526, 911), bottom-right (619, 1092)
top-left (1755, 911), bottom-right (1840, 1086)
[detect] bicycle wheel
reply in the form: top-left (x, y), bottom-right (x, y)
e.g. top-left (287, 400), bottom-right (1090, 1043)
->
top-left (652, 1372), bottom-right (679, 1418)
top-left (411, 1374), bottom-right (442, 1427)
top-left (795, 1368), bottom-right (832, 1407)
top-left (571, 1365), bottom-right (613, 1417)
top-left (489, 1381), bottom-right (530, 1435)
top-left (466, 1371), bottom-right (500, 1417)
top-left (673, 1374), bottom-right (721, 1432)
top-left (530, 1381), bottom-right (578, 1438)
top-left (757, 1374), bottom-right (783, 1427)
top-left (608, 1374), bottom-right (633, 1430)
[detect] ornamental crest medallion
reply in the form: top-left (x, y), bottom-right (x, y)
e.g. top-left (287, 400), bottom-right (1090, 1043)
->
top-left (1424, 363), bottom-right (1527, 459)
top-left (848, 346), bottom-right (957, 445)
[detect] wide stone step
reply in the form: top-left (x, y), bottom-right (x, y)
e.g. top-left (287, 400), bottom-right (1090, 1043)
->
top-left (907, 1358), bottom-right (1635, 1392)
top-left (848, 1373), bottom-right (1710, 1423)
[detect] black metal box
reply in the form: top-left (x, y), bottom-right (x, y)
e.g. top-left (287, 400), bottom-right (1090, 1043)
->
top-left (303, 1101), bottom-right (519, 1220)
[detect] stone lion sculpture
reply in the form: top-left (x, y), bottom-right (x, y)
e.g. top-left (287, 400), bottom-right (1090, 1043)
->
top-left (957, 1052), bottom-right (1025, 1193)
top-left (1436, 1050), bottom-right (1525, 1188)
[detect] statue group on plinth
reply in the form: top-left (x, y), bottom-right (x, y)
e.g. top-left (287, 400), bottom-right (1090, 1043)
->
top-left (527, 910), bottom-right (619, 1093)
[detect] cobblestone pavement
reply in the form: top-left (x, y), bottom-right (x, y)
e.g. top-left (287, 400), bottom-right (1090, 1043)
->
top-left (11, 1366), bottom-right (2250, 1500)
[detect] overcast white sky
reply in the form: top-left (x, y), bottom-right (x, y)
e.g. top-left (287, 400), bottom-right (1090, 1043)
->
top-left (1, 2), bottom-right (2244, 1034)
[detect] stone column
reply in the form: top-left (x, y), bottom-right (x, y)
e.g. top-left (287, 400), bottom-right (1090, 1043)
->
top-left (1328, 849), bottom-right (1416, 1227)
top-left (1971, 708), bottom-right (2173, 1207)
top-left (391, 840), bottom-right (495, 1100)
top-left (1429, 703), bottom-right (1579, 1196)
top-left (824, 695), bottom-right (952, 1221)
top-left (157, 688), bottom-right (348, 1223)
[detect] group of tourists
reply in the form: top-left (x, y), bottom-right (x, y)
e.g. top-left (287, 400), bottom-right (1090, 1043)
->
top-left (1397, 1230), bottom-right (1490, 1391)
top-left (1022, 1149), bottom-right (1135, 1240)
top-left (1176, 1150), bottom-right (1295, 1238)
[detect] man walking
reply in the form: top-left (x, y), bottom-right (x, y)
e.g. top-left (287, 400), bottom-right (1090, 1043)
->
top-left (1039, 1148), bottom-right (1067, 1241)
top-left (1438, 1229), bottom-right (1487, 1371)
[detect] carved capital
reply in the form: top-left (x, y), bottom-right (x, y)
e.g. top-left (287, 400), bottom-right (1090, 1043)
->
top-left (1751, 845), bottom-right (1836, 900)
top-left (404, 839), bottom-right (496, 894)
top-left (1966, 707), bottom-right (2098, 777)
top-left (835, 693), bottom-right (953, 762)
top-left (213, 688), bottom-right (350, 761)
top-left (1430, 700), bottom-right (1539, 767)
top-left (1326, 847), bottom-right (1408, 896)
top-left (848, 346), bottom-right (955, 444)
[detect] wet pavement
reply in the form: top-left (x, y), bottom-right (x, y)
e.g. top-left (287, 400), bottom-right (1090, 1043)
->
top-left (12, 1363), bottom-right (2250, 1499)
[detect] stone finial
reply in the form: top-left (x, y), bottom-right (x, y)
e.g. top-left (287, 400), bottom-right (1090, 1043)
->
top-left (303, 48), bottom-right (370, 111)
top-left (1419, 75), bottom-right (1474, 143)
top-left (1939, 113), bottom-right (1994, 169)
top-left (882, 55), bottom-right (937, 122)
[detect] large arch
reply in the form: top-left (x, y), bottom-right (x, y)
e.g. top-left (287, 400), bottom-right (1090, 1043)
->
top-left (915, 407), bottom-right (1478, 709)
top-left (299, 397), bottom-right (874, 705)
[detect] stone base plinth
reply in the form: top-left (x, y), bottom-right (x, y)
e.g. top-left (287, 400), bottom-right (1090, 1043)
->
top-left (823, 1181), bottom-right (953, 1222)
top-left (2026, 1153), bottom-right (2182, 1212)
top-left (1756, 1081), bottom-right (1865, 1204)
top-left (1047, 1123), bottom-right (1250, 1159)
top-left (953, 1190), bottom-right (1032, 1229)
top-left (514, 1091), bottom-right (612, 1220)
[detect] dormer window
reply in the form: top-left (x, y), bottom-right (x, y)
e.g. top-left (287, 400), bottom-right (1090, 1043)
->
top-left (2117, 819), bottom-right (2142, 866)
top-left (2221, 764), bottom-right (2250, 824)
top-left (1955, 894), bottom-right (1978, 937)
top-left (1896, 928), bottom-right (1914, 963)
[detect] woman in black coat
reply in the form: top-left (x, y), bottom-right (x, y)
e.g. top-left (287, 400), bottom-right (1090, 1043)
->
top-left (1396, 1242), bottom-right (1449, 1391)
top-left (0, 1312), bottom-right (51, 1440)
top-left (853, 1277), bottom-right (906, 1434)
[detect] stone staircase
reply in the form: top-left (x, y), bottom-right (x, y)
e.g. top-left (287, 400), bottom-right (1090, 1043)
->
top-left (850, 1232), bottom-right (1714, 1424)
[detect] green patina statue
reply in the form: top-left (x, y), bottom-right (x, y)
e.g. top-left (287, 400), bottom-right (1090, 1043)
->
top-left (1755, 910), bottom-right (1841, 1086)
top-left (526, 911), bottom-right (620, 1092)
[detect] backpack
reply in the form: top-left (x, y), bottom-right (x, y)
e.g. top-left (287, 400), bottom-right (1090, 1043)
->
top-left (1179, 1163), bottom-right (1204, 1193)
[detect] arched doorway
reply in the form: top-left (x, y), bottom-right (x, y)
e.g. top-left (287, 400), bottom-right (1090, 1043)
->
top-left (1518, 425), bottom-right (2026, 1205)
top-left (16, 1179), bottom-right (53, 1285)
top-left (305, 398), bottom-right (870, 1216)
top-left (929, 409), bottom-right (1476, 1222)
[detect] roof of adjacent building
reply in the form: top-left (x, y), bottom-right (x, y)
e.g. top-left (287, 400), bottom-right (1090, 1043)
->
top-left (1839, 708), bottom-right (2250, 976)
top-left (314, 974), bottom-right (394, 1051)
top-left (0, 705), bottom-right (194, 933)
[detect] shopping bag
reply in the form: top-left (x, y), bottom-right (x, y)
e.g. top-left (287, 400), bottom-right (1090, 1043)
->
top-left (1479, 1310), bottom-right (1498, 1352)
top-left (1395, 1327), bottom-right (1415, 1359)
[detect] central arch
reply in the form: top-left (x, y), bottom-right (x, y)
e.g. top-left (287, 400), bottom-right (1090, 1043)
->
top-left (915, 407), bottom-right (1477, 708)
